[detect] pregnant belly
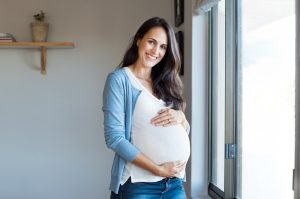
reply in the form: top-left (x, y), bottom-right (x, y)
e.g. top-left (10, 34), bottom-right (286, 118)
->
top-left (132, 124), bottom-right (190, 164)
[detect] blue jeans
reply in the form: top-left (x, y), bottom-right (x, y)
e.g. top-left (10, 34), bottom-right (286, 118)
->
top-left (110, 177), bottom-right (187, 199)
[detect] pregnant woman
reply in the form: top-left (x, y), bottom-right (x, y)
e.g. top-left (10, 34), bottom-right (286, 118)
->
top-left (102, 17), bottom-right (190, 199)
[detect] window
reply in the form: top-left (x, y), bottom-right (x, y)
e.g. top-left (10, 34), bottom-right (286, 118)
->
top-left (238, 0), bottom-right (295, 198)
top-left (208, 0), bottom-right (296, 198)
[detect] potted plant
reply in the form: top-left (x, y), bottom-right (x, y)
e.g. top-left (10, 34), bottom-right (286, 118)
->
top-left (31, 10), bottom-right (49, 42)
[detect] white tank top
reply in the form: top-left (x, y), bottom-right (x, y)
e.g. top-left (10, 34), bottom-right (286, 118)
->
top-left (121, 67), bottom-right (190, 184)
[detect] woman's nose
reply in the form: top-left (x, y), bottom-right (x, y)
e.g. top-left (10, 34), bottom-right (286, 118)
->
top-left (151, 45), bottom-right (159, 54)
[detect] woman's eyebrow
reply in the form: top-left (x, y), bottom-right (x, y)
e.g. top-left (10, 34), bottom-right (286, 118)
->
top-left (147, 37), bottom-right (167, 46)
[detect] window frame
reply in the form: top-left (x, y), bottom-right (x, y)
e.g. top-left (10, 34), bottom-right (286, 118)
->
top-left (208, 0), bottom-right (239, 198)
top-left (209, 1), bottom-right (299, 199)
top-left (295, 0), bottom-right (300, 198)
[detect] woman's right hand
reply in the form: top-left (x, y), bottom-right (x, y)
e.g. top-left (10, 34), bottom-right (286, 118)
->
top-left (132, 153), bottom-right (187, 178)
top-left (156, 160), bottom-right (186, 178)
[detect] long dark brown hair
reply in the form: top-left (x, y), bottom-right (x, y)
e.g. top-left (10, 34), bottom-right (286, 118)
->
top-left (119, 17), bottom-right (184, 110)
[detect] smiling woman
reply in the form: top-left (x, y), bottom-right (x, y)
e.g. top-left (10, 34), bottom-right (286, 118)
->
top-left (132, 26), bottom-right (168, 93)
top-left (102, 17), bottom-right (190, 199)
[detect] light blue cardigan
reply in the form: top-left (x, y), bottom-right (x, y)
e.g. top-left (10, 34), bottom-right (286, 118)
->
top-left (102, 67), bottom-right (141, 194)
top-left (102, 67), bottom-right (190, 193)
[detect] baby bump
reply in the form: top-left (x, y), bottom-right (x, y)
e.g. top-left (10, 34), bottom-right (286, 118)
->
top-left (132, 125), bottom-right (190, 164)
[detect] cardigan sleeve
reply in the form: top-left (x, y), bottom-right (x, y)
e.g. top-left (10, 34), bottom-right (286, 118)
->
top-left (102, 73), bottom-right (140, 162)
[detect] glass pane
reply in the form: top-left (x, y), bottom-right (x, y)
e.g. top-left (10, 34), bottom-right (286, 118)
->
top-left (238, 0), bottom-right (295, 198)
top-left (211, 0), bottom-right (226, 191)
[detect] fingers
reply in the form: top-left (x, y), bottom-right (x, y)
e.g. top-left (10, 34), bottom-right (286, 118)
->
top-left (157, 107), bottom-right (171, 114)
top-left (176, 161), bottom-right (186, 172)
top-left (151, 115), bottom-right (174, 126)
top-left (171, 161), bottom-right (186, 176)
top-left (175, 160), bottom-right (186, 167)
top-left (151, 108), bottom-right (171, 121)
top-left (151, 108), bottom-right (177, 126)
top-left (162, 120), bottom-right (177, 127)
top-left (174, 160), bottom-right (186, 171)
top-left (160, 160), bottom-right (187, 177)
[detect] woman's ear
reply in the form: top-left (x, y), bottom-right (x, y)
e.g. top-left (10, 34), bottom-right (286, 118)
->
top-left (136, 39), bottom-right (140, 47)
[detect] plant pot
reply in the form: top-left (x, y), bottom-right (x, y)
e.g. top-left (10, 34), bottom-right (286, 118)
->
top-left (31, 22), bottom-right (49, 42)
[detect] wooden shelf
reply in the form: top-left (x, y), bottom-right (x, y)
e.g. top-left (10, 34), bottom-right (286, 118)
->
top-left (0, 42), bottom-right (75, 74)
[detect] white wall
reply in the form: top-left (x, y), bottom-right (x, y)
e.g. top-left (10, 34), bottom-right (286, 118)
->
top-left (182, 1), bottom-right (210, 198)
top-left (0, 0), bottom-right (211, 198)
top-left (0, 0), bottom-right (173, 198)
top-left (190, 13), bottom-right (210, 199)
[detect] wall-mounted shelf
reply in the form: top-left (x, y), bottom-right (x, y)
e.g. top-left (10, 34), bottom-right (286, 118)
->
top-left (0, 42), bottom-right (75, 74)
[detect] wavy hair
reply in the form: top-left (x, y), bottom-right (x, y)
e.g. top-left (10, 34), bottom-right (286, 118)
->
top-left (119, 17), bottom-right (184, 110)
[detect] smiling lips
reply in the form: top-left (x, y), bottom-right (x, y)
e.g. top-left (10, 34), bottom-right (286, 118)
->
top-left (146, 53), bottom-right (158, 60)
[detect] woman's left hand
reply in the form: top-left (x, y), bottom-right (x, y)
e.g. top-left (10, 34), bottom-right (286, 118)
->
top-left (151, 108), bottom-right (186, 127)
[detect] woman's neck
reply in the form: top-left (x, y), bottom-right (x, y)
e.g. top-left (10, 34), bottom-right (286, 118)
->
top-left (128, 64), bottom-right (152, 81)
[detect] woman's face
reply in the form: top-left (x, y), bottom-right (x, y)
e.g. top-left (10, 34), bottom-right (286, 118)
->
top-left (136, 27), bottom-right (168, 69)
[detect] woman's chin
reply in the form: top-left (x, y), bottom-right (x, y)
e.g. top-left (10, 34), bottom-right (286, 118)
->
top-left (146, 62), bottom-right (160, 68)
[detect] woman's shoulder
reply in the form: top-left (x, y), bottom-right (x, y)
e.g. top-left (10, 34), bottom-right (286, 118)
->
top-left (106, 67), bottom-right (124, 77)
top-left (106, 67), bottom-right (129, 84)
top-left (110, 67), bottom-right (126, 76)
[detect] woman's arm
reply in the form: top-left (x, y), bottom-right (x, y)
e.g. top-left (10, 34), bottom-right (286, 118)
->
top-left (103, 73), bottom-right (139, 161)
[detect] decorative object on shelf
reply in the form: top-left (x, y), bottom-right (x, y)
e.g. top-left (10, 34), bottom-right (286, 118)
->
top-left (174, 0), bottom-right (184, 27)
top-left (31, 10), bottom-right (49, 42)
top-left (175, 31), bottom-right (184, 76)
top-left (0, 33), bottom-right (16, 42)
top-left (0, 42), bottom-right (75, 75)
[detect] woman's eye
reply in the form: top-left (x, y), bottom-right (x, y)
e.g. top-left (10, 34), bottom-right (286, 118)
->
top-left (161, 45), bottom-right (167, 50)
